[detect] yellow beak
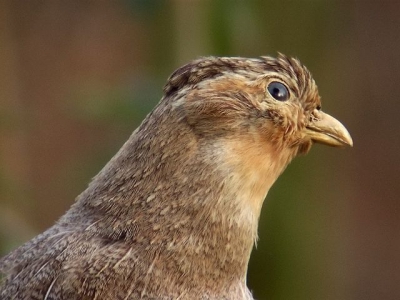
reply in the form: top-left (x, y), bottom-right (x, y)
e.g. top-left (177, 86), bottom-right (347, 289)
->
top-left (305, 110), bottom-right (353, 147)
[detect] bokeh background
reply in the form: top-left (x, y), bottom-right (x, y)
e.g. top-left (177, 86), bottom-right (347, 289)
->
top-left (0, 1), bottom-right (399, 299)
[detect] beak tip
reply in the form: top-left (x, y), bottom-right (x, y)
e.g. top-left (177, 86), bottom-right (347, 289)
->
top-left (342, 129), bottom-right (353, 147)
top-left (347, 139), bottom-right (354, 148)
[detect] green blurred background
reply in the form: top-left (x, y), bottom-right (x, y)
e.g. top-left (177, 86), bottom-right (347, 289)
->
top-left (0, 1), bottom-right (399, 299)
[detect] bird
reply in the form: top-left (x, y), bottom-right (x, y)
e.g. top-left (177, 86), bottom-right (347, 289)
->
top-left (0, 54), bottom-right (352, 299)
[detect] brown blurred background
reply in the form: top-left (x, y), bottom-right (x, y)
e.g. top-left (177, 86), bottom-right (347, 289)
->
top-left (0, 1), bottom-right (399, 299)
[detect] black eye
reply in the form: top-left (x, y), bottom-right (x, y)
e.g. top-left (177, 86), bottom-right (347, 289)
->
top-left (267, 81), bottom-right (290, 101)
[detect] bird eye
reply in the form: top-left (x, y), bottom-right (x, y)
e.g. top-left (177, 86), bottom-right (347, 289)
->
top-left (267, 81), bottom-right (289, 101)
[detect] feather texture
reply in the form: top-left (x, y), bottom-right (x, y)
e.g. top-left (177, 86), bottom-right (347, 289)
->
top-left (0, 55), bottom-right (351, 299)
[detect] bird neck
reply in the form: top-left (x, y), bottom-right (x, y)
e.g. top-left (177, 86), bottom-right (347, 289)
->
top-left (69, 104), bottom-right (295, 295)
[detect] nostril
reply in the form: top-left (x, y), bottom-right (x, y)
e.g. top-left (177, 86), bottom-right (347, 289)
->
top-left (309, 113), bottom-right (318, 123)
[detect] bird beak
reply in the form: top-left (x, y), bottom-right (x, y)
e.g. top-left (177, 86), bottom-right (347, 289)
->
top-left (305, 110), bottom-right (353, 147)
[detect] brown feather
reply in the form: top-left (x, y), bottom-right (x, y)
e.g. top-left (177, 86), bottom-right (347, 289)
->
top-left (1, 55), bottom-right (329, 299)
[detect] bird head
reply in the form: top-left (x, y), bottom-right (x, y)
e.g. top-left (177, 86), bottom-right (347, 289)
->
top-left (164, 54), bottom-right (352, 156)
top-left (161, 54), bottom-right (353, 219)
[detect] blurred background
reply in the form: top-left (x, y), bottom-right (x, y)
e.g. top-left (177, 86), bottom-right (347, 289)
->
top-left (0, 1), bottom-right (399, 299)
